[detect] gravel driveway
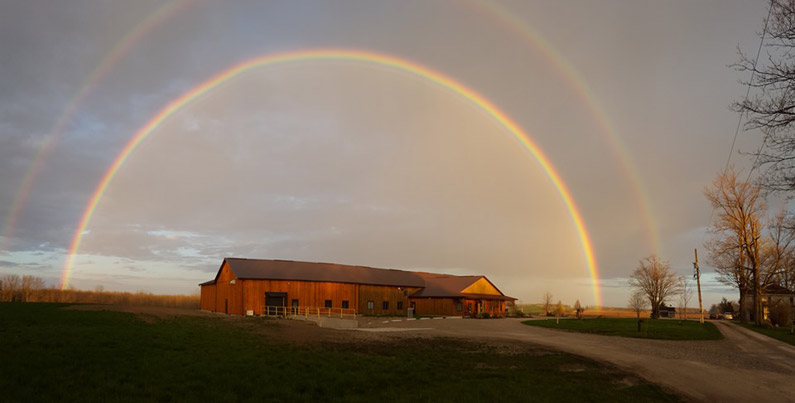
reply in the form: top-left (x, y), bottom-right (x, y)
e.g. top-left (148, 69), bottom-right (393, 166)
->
top-left (360, 318), bottom-right (795, 402)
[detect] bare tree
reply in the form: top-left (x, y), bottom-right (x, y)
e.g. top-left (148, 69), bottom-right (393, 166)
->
top-left (542, 291), bottom-right (553, 316)
top-left (555, 300), bottom-right (564, 324)
top-left (734, 0), bottom-right (795, 192)
top-left (1, 274), bottom-right (21, 302)
top-left (704, 168), bottom-right (766, 325)
top-left (628, 291), bottom-right (647, 332)
top-left (764, 209), bottom-right (795, 291)
top-left (573, 299), bottom-right (582, 319)
top-left (679, 277), bottom-right (693, 320)
top-left (21, 275), bottom-right (44, 302)
top-left (629, 255), bottom-right (681, 319)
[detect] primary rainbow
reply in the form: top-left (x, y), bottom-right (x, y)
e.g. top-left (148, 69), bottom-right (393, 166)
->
top-left (60, 48), bottom-right (602, 306)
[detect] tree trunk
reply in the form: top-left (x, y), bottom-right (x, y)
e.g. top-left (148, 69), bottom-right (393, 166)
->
top-left (738, 290), bottom-right (746, 324)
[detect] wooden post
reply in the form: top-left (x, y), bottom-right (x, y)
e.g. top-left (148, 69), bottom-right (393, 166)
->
top-left (694, 248), bottom-right (704, 324)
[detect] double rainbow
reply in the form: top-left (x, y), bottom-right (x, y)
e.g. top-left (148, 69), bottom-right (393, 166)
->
top-left (60, 49), bottom-right (602, 306)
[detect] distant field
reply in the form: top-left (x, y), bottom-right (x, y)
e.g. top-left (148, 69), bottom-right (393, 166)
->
top-left (516, 304), bottom-right (707, 320)
top-left (0, 303), bottom-right (682, 402)
top-left (523, 318), bottom-right (723, 341)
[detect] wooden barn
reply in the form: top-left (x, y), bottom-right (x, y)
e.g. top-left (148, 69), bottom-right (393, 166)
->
top-left (199, 258), bottom-right (515, 317)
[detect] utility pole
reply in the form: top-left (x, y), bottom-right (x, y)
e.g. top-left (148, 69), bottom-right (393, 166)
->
top-left (694, 248), bottom-right (704, 324)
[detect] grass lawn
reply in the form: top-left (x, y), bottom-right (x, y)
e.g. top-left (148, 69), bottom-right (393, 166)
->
top-left (739, 323), bottom-right (795, 346)
top-left (523, 318), bottom-right (723, 341)
top-left (0, 303), bottom-right (683, 402)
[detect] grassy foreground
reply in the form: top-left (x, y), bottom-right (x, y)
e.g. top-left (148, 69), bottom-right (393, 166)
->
top-left (523, 318), bottom-right (722, 340)
top-left (0, 303), bottom-right (682, 402)
top-left (739, 323), bottom-right (795, 346)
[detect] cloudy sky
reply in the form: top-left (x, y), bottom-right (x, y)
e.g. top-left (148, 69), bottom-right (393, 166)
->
top-left (0, 0), bottom-right (772, 307)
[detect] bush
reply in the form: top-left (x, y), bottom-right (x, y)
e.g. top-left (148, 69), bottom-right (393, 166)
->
top-left (768, 301), bottom-right (791, 327)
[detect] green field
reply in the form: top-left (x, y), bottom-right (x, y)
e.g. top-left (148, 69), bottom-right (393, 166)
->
top-left (0, 303), bottom-right (682, 402)
top-left (739, 323), bottom-right (795, 346)
top-left (523, 318), bottom-right (723, 340)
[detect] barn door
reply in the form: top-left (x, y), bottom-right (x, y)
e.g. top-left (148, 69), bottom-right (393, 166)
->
top-left (265, 292), bottom-right (287, 316)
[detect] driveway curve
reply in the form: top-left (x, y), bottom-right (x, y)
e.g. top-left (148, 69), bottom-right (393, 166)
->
top-left (364, 318), bottom-right (795, 402)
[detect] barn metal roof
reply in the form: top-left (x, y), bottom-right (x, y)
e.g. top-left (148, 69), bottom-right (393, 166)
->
top-left (410, 274), bottom-right (483, 297)
top-left (410, 273), bottom-right (514, 299)
top-left (199, 258), bottom-right (515, 300)
top-left (221, 258), bottom-right (427, 287)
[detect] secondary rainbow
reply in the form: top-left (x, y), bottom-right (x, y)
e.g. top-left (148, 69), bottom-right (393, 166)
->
top-left (470, 1), bottom-right (660, 254)
top-left (0, 0), bottom-right (192, 253)
top-left (61, 49), bottom-right (603, 306)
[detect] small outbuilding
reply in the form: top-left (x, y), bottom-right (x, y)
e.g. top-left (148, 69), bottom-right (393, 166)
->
top-left (199, 258), bottom-right (515, 317)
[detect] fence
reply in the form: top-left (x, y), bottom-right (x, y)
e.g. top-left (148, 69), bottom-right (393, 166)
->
top-left (262, 305), bottom-right (357, 320)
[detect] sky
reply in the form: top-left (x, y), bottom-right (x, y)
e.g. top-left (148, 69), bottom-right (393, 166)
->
top-left (0, 0), bottom-right (773, 307)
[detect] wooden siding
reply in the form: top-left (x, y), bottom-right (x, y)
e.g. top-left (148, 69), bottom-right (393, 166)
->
top-left (211, 262), bottom-right (243, 315)
top-left (461, 278), bottom-right (501, 295)
top-left (463, 298), bottom-right (505, 317)
top-left (200, 284), bottom-right (216, 311)
top-left (410, 297), bottom-right (463, 316)
top-left (197, 260), bottom-right (511, 317)
top-left (358, 285), bottom-right (420, 315)
top-left (242, 279), bottom-right (357, 316)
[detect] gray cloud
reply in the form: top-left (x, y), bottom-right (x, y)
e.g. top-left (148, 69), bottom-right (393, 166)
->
top-left (0, 0), bottom-right (771, 306)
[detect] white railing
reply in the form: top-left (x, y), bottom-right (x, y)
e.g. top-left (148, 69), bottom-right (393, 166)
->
top-left (261, 305), bottom-right (357, 320)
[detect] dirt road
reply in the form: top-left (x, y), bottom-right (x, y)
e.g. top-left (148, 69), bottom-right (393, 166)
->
top-left (362, 318), bottom-right (795, 402)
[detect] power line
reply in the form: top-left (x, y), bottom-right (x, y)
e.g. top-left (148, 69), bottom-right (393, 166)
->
top-left (703, 1), bottom-right (773, 238)
top-left (745, 2), bottom-right (775, 184)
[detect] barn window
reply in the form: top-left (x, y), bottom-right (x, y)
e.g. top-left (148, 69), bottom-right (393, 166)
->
top-left (382, 301), bottom-right (389, 310)
top-left (456, 303), bottom-right (462, 311)
top-left (367, 301), bottom-right (374, 310)
top-left (324, 300), bottom-right (332, 308)
top-left (397, 301), bottom-right (403, 310)
top-left (342, 300), bottom-right (349, 309)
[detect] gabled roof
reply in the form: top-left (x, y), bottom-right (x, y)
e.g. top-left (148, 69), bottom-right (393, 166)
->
top-left (215, 258), bottom-right (427, 288)
top-left (410, 273), bottom-right (515, 300)
top-left (764, 284), bottom-right (795, 295)
top-left (410, 273), bottom-right (483, 297)
top-left (199, 258), bottom-right (515, 300)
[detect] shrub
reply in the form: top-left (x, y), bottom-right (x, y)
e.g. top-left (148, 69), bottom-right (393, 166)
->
top-left (768, 301), bottom-right (791, 327)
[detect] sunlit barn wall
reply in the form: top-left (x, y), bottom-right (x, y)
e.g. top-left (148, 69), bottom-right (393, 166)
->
top-left (211, 262), bottom-right (243, 315)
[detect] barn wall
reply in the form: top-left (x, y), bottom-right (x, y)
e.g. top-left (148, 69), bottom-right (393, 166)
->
top-left (410, 297), bottom-right (463, 316)
top-left (357, 285), bottom-right (420, 315)
top-left (200, 284), bottom-right (216, 311)
top-left (463, 298), bottom-right (505, 317)
top-left (213, 262), bottom-right (243, 315)
top-left (461, 278), bottom-right (501, 295)
top-left (243, 280), bottom-right (357, 316)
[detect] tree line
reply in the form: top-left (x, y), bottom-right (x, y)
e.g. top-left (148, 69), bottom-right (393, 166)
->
top-left (702, 0), bottom-right (795, 327)
top-left (0, 274), bottom-right (199, 309)
top-left (704, 169), bottom-right (795, 325)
